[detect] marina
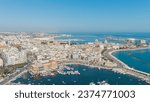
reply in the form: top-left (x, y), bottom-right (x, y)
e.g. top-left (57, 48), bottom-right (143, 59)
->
top-left (0, 32), bottom-right (150, 85)
top-left (12, 65), bottom-right (148, 85)
top-left (9, 47), bottom-right (150, 85)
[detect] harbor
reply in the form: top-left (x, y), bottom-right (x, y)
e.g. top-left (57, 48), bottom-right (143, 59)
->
top-left (6, 46), bottom-right (150, 85)
top-left (11, 64), bottom-right (148, 85)
top-left (0, 32), bottom-right (150, 85)
top-left (1, 45), bottom-right (150, 85)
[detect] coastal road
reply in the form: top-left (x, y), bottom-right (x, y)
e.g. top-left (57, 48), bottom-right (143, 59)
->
top-left (0, 62), bottom-right (32, 85)
top-left (102, 49), bottom-right (127, 68)
top-left (102, 49), bottom-right (150, 84)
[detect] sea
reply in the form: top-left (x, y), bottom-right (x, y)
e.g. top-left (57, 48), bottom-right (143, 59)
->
top-left (12, 32), bottom-right (150, 85)
top-left (113, 49), bottom-right (150, 74)
top-left (13, 65), bottom-right (148, 85)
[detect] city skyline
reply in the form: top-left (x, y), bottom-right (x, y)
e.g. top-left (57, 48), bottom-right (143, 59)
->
top-left (0, 0), bottom-right (150, 32)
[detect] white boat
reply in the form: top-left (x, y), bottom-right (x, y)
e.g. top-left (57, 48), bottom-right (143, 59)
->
top-left (97, 81), bottom-right (109, 85)
top-left (89, 82), bottom-right (95, 85)
top-left (73, 80), bottom-right (77, 83)
top-left (62, 81), bottom-right (66, 84)
top-left (47, 79), bottom-right (51, 81)
top-left (83, 69), bottom-right (86, 71)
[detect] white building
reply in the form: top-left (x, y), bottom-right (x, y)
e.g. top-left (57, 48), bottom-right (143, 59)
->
top-left (1, 47), bottom-right (27, 66)
top-left (0, 58), bottom-right (3, 67)
top-left (99, 45), bottom-right (104, 49)
top-left (140, 40), bottom-right (146, 44)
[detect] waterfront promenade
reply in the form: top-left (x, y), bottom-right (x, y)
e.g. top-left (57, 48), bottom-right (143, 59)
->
top-left (0, 62), bottom-right (32, 85)
top-left (103, 48), bottom-right (150, 84)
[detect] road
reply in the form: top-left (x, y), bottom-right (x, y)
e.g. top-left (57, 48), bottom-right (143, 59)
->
top-left (102, 49), bottom-right (150, 84)
top-left (0, 62), bottom-right (32, 85)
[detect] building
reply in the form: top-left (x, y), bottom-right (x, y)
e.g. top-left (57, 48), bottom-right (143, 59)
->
top-left (0, 58), bottom-right (4, 67)
top-left (29, 60), bottom-right (58, 75)
top-left (1, 47), bottom-right (27, 66)
top-left (43, 60), bottom-right (58, 70)
top-left (127, 38), bottom-right (136, 44)
top-left (140, 40), bottom-right (146, 44)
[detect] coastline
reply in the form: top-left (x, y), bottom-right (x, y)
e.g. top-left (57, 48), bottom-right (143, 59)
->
top-left (9, 62), bottom-right (150, 85)
top-left (111, 47), bottom-right (150, 53)
top-left (63, 61), bottom-right (150, 84)
top-left (0, 62), bottom-right (32, 85)
top-left (109, 47), bottom-right (150, 70)
top-left (108, 47), bottom-right (150, 84)
top-left (7, 47), bottom-right (150, 85)
top-left (5, 70), bottom-right (28, 85)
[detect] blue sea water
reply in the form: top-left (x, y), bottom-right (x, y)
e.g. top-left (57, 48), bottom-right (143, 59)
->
top-left (55, 32), bottom-right (150, 43)
top-left (113, 49), bottom-right (150, 74)
top-left (12, 65), bottom-right (148, 85)
top-left (12, 33), bottom-right (150, 85)
top-left (58, 32), bottom-right (150, 74)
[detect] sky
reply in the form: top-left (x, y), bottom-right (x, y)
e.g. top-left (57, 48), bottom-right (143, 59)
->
top-left (0, 0), bottom-right (150, 33)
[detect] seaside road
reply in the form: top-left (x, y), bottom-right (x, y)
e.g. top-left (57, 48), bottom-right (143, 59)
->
top-left (0, 62), bottom-right (32, 85)
top-left (102, 49), bottom-right (127, 68)
top-left (103, 49), bottom-right (150, 84)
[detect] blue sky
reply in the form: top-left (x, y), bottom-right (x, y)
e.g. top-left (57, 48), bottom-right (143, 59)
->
top-left (0, 0), bottom-right (150, 32)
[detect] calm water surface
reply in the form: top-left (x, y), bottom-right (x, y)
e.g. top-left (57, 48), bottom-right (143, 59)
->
top-left (113, 49), bottom-right (150, 74)
top-left (12, 65), bottom-right (148, 85)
